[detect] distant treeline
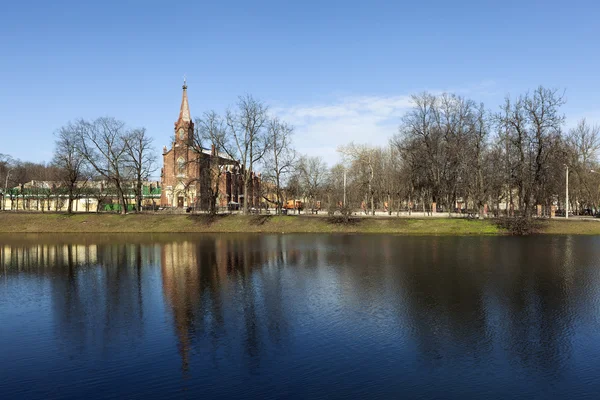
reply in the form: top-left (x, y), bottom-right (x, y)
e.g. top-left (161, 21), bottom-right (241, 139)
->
top-left (2, 86), bottom-right (599, 217)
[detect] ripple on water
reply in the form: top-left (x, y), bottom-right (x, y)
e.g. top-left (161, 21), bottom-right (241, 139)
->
top-left (1, 234), bottom-right (600, 399)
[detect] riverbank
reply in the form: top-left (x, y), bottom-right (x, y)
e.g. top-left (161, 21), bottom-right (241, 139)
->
top-left (0, 212), bottom-right (599, 235)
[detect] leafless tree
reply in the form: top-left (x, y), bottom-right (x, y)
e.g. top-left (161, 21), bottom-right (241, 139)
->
top-left (297, 155), bottom-right (329, 213)
top-left (192, 111), bottom-right (230, 214)
top-left (568, 118), bottom-right (600, 166)
top-left (393, 93), bottom-right (446, 212)
top-left (495, 86), bottom-right (566, 216)
top-left (560, 119), bottom-right (600, 212)
top-left (223, 95), bottom-right (269, 214)
top-left (75, 117), bottom-right (131, 214)
top-left (123, 128), bottom-right (157, 212)
top-left (393, 93), bottom-right (479, 214)
top-left (465, 103), bottom-right (490, 218)
top-left (0, 154), bottom-right (14, 210)
top-left (323, 163), bottom-right (349, 216)
top-left (339, 143), bottom-right (378, 215)
top-left (52, 122), bottom-right (89, 213)
top-left (263, 117), bottom-right (296, 214)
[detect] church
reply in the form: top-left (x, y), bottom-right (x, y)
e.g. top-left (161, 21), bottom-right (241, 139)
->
top-left (160, 82), bottom-right (261, 211)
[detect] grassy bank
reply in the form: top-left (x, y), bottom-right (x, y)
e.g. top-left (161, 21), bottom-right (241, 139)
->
top-left (0, 212), bottom-right (599, 235)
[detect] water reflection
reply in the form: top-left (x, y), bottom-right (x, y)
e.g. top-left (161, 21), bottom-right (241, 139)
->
top-left (2, 234), bottom-right (600, 398)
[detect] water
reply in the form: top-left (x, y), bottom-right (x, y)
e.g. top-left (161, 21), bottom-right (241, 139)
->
top-left (1, 233), bottom-right (600, 399)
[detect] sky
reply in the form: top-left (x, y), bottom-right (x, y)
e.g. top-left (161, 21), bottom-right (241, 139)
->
top-left (1, 0), bottom-right (599, 175)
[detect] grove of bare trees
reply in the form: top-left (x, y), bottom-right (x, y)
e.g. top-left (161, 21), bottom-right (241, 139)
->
top-left (317, 86), bottom-right (600, 218)
top-left (3, 86), bottom-right (599, 218)
top-left (0, 117), bottom-right (157, 214)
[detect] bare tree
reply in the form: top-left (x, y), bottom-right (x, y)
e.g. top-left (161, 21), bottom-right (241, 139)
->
top-left (191, 111), bottom-right (231, 214)
top-left (568, 118), bottom-right (600, 167)
top-left (495, 87), bottom-right (566, 216)
top-left (75, 117), bottom-right (131, 214)
top-left (223, 95), bottom-right (269, 214)
top-left (123, 128), bottom-right (157, 212)
top-left (394, 93), bottom-right (445, 211)
top-left (263, 117), bottom-right (296, 214)
top-left (466, 103), bottom-right (490, 218)
top-left (562, 119), bottom-right (600, 212)
top-left (52, 123), bottom-right (89, 213)
top-left (0, 154), bottom-right (14, 211)
top-left (323, 163), bottom-right (350, 216)
top-left (339, 143), bottom-right (378, 215)
top-left (297, 155), bottom-right (329, 213)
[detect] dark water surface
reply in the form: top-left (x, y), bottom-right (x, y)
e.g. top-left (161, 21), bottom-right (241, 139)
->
top-left (2, 234), bottom-right (600, 399)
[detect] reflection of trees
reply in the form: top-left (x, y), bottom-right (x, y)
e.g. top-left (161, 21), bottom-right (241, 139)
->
top-left (4, 233), bottom-right (600, 385)
top-left (393, 237), bottom-right (491, 365)
top-left (0, 239), bottom-right (160, 356)
top-left (314, 235), bottom-right (591, 377)
top-left (160, 235), bottom-right (291, 374)
top-left (490, 237), bottom-right (576, 375)
top-left (390, 236), bottom-right (583, 376)
top-left (0, 242), bottom-right (99, 273)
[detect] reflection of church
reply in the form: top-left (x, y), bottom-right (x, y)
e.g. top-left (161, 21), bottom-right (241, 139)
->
top-left (160, 81), bottom-right (260, 210)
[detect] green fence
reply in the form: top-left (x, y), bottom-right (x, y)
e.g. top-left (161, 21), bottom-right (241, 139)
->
top-left (103, 204), bottom-right (136, 212)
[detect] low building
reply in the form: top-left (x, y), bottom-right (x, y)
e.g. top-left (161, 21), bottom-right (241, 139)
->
top-left (0, 180), bottom-right (161, 212)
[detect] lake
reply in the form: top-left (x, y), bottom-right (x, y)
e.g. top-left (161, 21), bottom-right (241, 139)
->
top-left (1, 233), bottom-right (600, 399)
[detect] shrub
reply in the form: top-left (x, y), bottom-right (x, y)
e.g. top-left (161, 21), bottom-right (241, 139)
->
top-left (494, 216), bottom-right (544, 235)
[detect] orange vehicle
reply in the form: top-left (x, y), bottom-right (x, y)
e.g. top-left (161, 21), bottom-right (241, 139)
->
top-left (283, 199), bottom-right (303, 211)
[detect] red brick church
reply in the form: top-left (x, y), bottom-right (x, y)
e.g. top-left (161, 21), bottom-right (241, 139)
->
top-left (160, 82), bottom-right (260, 210)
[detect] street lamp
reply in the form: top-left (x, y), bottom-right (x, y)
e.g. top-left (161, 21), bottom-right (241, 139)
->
top-left (565, 164), bottom-right (569, 219)
top-left (2, 170), bottom-right (10, 211)
top-left (343, 169), bottom-right (347, 207)
top-left (591, 170), bottom-right (599, 215)
top-left (4, 171), bottom-right (9, 193)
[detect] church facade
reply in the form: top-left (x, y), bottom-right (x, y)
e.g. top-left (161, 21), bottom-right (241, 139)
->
top-left (160, 82), bottom-right (261, 210)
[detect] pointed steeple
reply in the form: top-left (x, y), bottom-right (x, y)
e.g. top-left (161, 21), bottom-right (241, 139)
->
top-left (178, 78), bottom-right (191, 123)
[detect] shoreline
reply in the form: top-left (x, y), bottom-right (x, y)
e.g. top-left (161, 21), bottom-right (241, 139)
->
top-left (0, 212), bottom-right (599, 235)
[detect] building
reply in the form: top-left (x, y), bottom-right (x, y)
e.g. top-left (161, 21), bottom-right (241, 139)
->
top-left (160, 82), bottom-right (261, 210)
top-left (0, 180), bottom-right (161, 212)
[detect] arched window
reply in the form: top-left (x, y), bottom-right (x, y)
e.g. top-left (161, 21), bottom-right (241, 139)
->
top-left (177, 157), bottom-right (185, 174)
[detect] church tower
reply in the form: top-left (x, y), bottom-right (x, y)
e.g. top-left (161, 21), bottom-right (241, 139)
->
top-left (174, 79), bottom-right (194, 144)
top-left (160, 80), bottom-right (197, 208)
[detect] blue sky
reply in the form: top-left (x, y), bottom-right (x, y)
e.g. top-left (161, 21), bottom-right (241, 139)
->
top-left (1, 0), bottom-right (599, 171)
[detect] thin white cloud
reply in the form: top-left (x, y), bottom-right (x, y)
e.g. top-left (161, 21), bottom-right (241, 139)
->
top-left (269, 82), bottom-right (508, 164)
top-left (272, 95), bottom-right (412, 164)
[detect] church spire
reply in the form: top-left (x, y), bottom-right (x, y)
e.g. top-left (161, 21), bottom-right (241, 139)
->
top-left (178, 77), bottom-right (191, 123)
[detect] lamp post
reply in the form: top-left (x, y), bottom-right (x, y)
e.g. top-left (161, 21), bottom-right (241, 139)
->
top-left (3, 170), bottom-right (10, 211)
top-left (591, 170), bottom-right (599, 215)
top-left (343, 169), bottom-right (347, 207)
top-left (565, 164), bottom-right (569, 219)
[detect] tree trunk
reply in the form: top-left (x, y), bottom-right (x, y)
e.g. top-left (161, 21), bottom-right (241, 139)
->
top-left (243, 178), bottom-right (249, 214)
top-left (137, 182), bottom-right (143, 212)
top-left (275, 172), bottom-right (281, 215)
top-left (371, 193), bottom-right (375, 216)
top-left (67, 187), bottom-right (74, 214)
top-left (117, 185), bottom-right (127, 215)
